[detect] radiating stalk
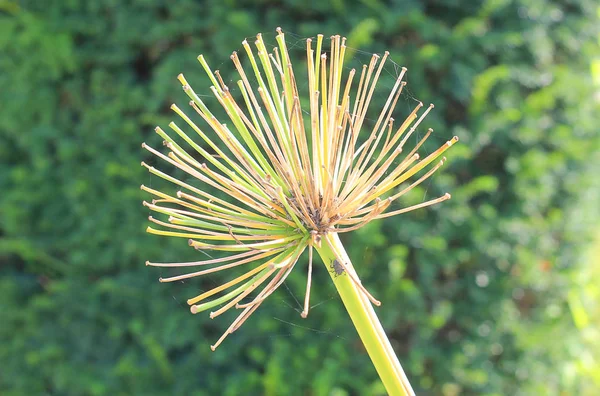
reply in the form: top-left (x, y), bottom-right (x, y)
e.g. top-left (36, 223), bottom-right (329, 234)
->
top-left (315, 233), bottom-right (415, 396)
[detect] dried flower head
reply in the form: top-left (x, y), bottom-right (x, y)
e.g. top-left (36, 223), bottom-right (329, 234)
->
top-left (141, 28), bottom-right (457, 350)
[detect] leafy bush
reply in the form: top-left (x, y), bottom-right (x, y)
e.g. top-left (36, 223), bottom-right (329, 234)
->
top-left (1, 1), bottom-right (598, 394)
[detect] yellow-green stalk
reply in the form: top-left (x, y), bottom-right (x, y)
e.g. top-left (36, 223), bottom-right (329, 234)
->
top-left (141, 28), bottom-right (457, 395)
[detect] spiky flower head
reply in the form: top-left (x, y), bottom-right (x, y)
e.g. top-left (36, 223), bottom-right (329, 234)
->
top-left (141, 28), bottom-right (457, 350)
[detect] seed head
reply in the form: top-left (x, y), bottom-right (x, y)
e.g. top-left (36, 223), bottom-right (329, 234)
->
top-left (141, 29), bottom-right (457, 350)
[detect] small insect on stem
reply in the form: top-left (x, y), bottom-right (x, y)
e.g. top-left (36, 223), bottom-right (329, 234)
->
top-left (331, 259), bottom-right (345, 276)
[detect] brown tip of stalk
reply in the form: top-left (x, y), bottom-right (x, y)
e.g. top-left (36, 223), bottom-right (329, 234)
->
top-left (301, 311), bottom-right (308, 318)
top-left (145, 261), bottom-right (150, 266)
top-left (190, 305), bottom-right (198, 314)
top-left (188, 239), bottom-right (194, 246)
top-left (158, 277), bottom-right (164, 283)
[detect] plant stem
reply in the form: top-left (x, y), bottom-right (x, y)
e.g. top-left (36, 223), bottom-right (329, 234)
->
top-left (315, 233), bottom-right (415, 396)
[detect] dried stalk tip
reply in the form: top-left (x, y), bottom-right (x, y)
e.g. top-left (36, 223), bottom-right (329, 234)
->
top-left (141, 27), bottom-right (457, 349)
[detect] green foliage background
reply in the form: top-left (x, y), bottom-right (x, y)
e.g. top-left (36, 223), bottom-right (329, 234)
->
top-left (1, 0), bottom-right (599, 395)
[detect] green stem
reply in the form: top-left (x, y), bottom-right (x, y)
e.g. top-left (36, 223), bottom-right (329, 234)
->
top-left (315, 233), bottom-right (415, 396)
